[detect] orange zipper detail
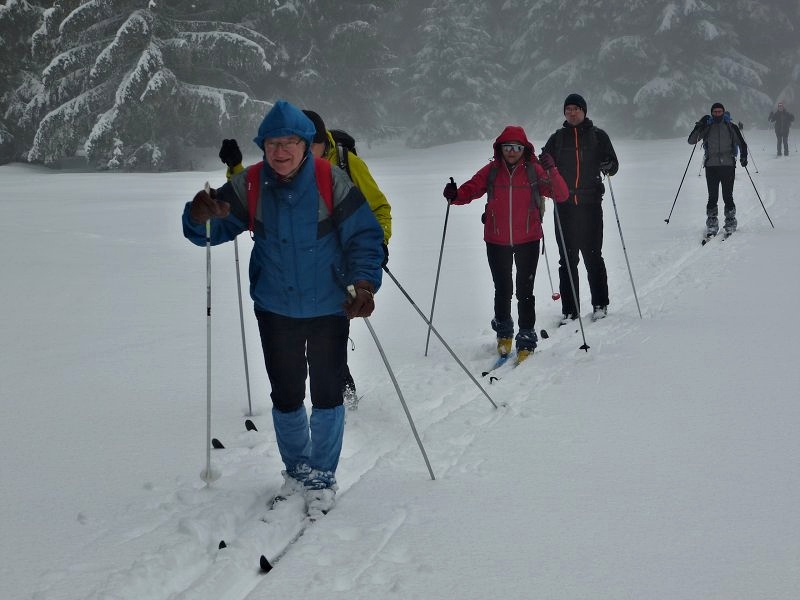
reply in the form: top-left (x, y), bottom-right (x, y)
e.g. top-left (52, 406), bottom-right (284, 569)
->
top-left (572, 128), bottom-right (580, 204)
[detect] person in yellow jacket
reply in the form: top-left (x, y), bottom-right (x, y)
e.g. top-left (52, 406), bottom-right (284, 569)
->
top-left (218, 110), bottom-right (393, 410)
top-left (302, 110), bottom-right (392, 255)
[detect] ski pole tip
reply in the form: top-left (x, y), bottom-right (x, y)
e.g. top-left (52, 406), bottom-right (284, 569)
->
top-left (260, 555), bottom-right (273, 573)
top-left (200, 466), bottom-right (222, 483)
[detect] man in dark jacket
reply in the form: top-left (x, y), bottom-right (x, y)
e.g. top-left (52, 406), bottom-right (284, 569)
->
top-left (543, 93), bottom-right (619, 324)
top-left (688, 102), bottom-right (748, 238)
top-left (768, 102), bottom-right (794, 156)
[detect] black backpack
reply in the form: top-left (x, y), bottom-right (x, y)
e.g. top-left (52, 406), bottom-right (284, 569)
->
top-left (330, 129), bottom-right (357, 178)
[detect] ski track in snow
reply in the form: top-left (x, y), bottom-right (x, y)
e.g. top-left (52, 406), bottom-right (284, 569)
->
top-left (28, 354), bottom-right (511, 599)
top-left (73, 249), bottom-right (710, 600)
top-left (6, 134), bottom-right (799, 600)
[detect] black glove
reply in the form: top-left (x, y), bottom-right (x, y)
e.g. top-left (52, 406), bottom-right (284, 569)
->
top-left (599, 159), bottom-right (614, 175)
top-left (695, 115), bottom-right (711, 127)
top-left (443, 178), bottom-right (458, 202)
top-left (538, 152), bottom-right (555, 171)
top-left (381, 243), bottom-right (389, 268)
top-left (740, 156), bottom-right (748, 167)
top-left (219, 139), bottom-right (242, 169)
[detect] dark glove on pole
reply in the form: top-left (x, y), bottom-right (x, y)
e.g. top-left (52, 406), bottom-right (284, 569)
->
top-left (538, 152), bottom-right (555, 171)
top-left (443, 177), bottom-right (458, 202)
top-left (190, 189), bottom-right (230, 224)
top-left (343, 281), bottom-right (376, 319)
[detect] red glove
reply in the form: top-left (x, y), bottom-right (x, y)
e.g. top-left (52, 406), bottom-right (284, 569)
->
top-left (343, 280), bottom-right (376, 319)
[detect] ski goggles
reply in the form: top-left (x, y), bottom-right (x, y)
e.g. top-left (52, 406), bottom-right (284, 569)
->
top-left (501, 143), bottom-right (525, 152)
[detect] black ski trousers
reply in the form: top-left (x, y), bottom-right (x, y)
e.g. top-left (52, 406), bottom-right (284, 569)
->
top-left (704, 165), bottom-right (736, 214)
top-left (256, 310), bottom-right (349, 412)
top-left (776, 131), bottom-right (790, 156)
top-left (485, 240), bottom-right (539, 332)
top-left (555, 201), bottom-right (608, 316)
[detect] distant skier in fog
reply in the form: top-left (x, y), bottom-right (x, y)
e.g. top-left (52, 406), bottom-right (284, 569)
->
top-left (768, 102), bottom-right (794, 157)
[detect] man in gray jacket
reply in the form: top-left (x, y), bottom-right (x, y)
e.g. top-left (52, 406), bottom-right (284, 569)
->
top-left (768, 102), bottom-right (794, 156)
top-left (688, 102), bottom-right (748, 237)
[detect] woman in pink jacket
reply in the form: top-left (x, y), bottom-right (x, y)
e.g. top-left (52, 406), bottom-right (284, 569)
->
top-left (443, 125), bottom-right (568, 364)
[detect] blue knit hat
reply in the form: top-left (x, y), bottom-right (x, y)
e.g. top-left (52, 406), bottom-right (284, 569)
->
top-left (253, 100), bottom-right (316, 150)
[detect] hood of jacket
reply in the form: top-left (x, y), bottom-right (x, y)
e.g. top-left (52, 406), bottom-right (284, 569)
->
top-left (253, 100), bottom-right (316, 151)
top-left (493, 126), bottom-right (535, 161)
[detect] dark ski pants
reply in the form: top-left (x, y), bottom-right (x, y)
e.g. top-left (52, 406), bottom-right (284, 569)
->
top-left (776, 132), bottom-right (789, 155)
top-left (485, 240), bottom-right (539, 332)
top-left (704, 165), bottom-right (736, 214)
top-left (256, 310), bottom-right (349, 412)
top-left (555, 202), bottom-right (609, 316)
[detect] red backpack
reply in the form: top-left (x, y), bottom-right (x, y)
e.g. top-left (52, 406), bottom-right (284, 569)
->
top-left (245, 157), bottom-right (334, 236)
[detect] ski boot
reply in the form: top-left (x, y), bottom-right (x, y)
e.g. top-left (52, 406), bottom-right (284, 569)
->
top-left (514, 329), bottom-right (537, 366)
top-left (723, 207), bottom-right (737, 237)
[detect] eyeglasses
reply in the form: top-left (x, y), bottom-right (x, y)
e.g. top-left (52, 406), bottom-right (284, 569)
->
top-left (501, 143), bottom-right (525, 152)
top-left (265, 138), bottom-right (304, 151)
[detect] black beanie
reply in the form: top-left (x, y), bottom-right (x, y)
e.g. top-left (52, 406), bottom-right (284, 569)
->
top-left (564, 93), bottom-right (587, 115)
top-left (710, 102), bottom-right (725, 113)
top-left (302, 110), bottom-right (327, 144)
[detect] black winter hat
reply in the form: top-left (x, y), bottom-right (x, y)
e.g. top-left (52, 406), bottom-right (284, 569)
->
top-left (564, 93), bottom-right (587, 115)
top-left (710, 102), bottom-right (725, 112)
top-left (302, 110), bottom-right (327, 144)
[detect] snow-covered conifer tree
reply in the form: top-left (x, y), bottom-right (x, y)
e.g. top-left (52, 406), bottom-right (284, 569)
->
top-left (0, 0), bottom-right (46, 162)
top-left (260, 1), bottom-right (398, 137)
top-left (404, 0), bottom-right (505, 147)
top-left (25, 0), bottom-right (279, 169)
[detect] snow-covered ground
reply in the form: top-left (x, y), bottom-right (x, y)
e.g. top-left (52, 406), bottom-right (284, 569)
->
top-left (2, 128), bottom-right (799, 600)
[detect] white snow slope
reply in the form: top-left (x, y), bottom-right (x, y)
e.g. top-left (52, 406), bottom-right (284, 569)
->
top-left (2, 129), bottom-right (799, 600)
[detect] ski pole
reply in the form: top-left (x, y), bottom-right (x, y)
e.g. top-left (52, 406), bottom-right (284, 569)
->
top-left (748, 151), bottom-right (759, 173)
top-left (383, 266), bottom-right (499, 409)
top-left (541, 235), bottom-right (560, 301)
top-left (349, 288), bottom-right (435, 480)
top-left (606, 176), bottom-right (642, 319)
top-left (743, 165), bottom-right (774, 228)
top-left (665, 143), bottom-right (697, 223)
top-left (552, 203), bottom-right (590, 351)
top-left (233, 238), bottom-right (253, 416)
top-left (201, 184), bottom-right (220, 484)
top-left (425, 179), bottom-right (454, 356)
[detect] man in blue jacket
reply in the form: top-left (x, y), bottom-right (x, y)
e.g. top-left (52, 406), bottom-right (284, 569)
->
top-left (182, 100), bottom-right (383, 517)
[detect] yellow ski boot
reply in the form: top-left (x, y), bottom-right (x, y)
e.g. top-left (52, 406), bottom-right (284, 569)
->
top-left (497, 337), bottom-right (513, 357)
top-left (514, 349), bottom-right (533, 366)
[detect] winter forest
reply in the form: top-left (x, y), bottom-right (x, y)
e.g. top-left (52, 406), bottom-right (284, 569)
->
top-left (1, 0), bottom-right (799, 171)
